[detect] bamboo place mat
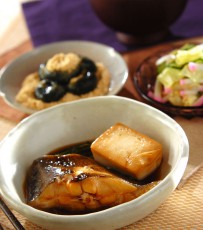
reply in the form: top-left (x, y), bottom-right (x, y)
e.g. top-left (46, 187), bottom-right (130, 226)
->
top-left (0, 38), bottom-right (203, 229)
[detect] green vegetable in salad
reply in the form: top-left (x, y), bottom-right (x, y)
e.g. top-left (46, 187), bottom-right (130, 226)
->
top-left (175, 45), bottom-right (203, 67)
top-left (149, 43), bottom-right (203, 107)
top-left (157, 67), bottom-right (182, 88)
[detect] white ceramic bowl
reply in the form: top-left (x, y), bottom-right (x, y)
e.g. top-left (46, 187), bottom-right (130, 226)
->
top-left (0, 96), bottom-right (189, 230)
top-left (0, 41), bottom-right (128, 114)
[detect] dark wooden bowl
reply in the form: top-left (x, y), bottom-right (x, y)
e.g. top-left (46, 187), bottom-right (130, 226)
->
top-left (89, 0), bottom-right (188, 45)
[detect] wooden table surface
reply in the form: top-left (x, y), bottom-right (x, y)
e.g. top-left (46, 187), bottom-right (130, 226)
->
top-left (0, 16), bottom-right (203, 228)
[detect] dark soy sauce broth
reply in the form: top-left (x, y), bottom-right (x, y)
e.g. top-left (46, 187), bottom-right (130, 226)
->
top-left (48, 140), bottom-right (162, 185)
top-left (24, 140), bottom-right (163, 215)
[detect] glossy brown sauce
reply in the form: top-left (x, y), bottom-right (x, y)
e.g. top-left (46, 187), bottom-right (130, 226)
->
top-left (24, 141), bottom-right (162, 215)
top-left (47, 141), bottom-right (161, 184)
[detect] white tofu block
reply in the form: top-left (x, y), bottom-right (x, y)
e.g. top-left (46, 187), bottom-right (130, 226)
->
top-left (91, 123), bottom-right (163, 180)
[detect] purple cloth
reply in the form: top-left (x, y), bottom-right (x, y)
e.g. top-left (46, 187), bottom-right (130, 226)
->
top-left (22, 0), bottom-right (203, 52)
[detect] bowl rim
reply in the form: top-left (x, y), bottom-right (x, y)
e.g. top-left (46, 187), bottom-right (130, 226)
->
top-left (0, 96), bottom-right (189, 222)
top-left (0, 40), bottom-right (129, 114)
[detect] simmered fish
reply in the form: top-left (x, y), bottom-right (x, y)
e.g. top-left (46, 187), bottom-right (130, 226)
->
top-left (25, 153), bottom-right (158, 214)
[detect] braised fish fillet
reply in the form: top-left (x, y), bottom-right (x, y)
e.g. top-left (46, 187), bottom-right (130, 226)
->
top-left (25, 153), bottom-right (158, 214)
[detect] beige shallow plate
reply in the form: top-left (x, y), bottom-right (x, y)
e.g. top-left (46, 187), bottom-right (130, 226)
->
top-left (0, 40), bottom-right (128, 114)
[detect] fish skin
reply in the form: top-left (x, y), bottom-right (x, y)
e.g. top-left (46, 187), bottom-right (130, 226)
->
top-left (25, 154), bottom-right (158, 214)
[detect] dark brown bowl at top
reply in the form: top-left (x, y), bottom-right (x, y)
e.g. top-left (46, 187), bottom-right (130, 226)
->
top-left (89, 0), bottom-right (188, 45)
top-left (133, 49), bottom-right (203, 118)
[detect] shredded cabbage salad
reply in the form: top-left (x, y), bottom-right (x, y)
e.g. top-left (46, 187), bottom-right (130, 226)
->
top-left (148, 43), bottom-right (203, 107)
